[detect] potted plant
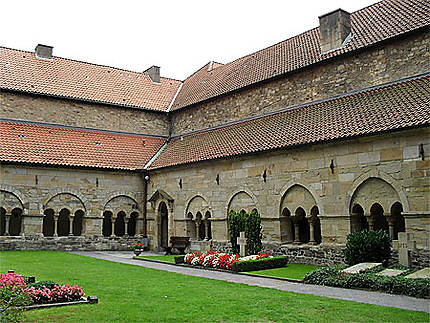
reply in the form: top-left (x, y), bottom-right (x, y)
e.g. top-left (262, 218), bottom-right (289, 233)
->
top-left (129, 242), bottom-right (145, 256)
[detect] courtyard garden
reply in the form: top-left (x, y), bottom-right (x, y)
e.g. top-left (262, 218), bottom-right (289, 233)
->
top-left (1, 251), bottom-right (429, 322)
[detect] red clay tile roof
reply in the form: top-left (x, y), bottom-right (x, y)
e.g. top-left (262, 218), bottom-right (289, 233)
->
top-left (148, 74), bottom-right (430, 169)
top-left (0, 122), bottom-right (166, 170)
top-left (171, 0), bottom-right (430, 110)
top-left (0, 48), bottom-right (182, 112)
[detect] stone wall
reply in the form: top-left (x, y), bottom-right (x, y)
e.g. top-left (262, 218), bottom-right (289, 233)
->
top-left (170, 31), bottom-right (429, 136)
top-left (0, 164), bottom-right (145, 237)
top-left (146, 127), bottom-right (430, 267)
top-left (0, 90), bottom-right (169, 136)
top-left (0, 235), bottom-right (141, 251)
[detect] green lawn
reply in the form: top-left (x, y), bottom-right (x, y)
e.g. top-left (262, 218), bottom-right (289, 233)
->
top-left (248, 264), bottom-right (321, 280)
top-left (1, 251), bottom-right (428, 322)
top-left (137, 254), bottom-right (182, 264)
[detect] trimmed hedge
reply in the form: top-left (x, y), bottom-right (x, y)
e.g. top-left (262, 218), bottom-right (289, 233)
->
top-left (232, 256), bottom-right (288, 272)
top-left (174, 256), bottom-right (185, 264)
top-left (344, 230), bottom-right (391, 265)
top-left (228, 210), bottom-right (263, 255)
top-left (303, 266), bottom-right (430, 299)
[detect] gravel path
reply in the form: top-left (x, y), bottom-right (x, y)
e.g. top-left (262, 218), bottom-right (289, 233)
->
top-left (71, 251), bottom-right (430, 313)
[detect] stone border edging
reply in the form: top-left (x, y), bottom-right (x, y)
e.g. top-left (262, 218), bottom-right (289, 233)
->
top-left (24, 298), bottom-right (91, 310)
top-left (133, 256), bottom-right (303, 283)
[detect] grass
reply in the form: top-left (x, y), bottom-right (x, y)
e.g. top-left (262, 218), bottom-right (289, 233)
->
top-left (1, 251), bottom-right (429, 322)
top-left (248, 264), bottom-right (321, 280)
top-left (137, 254), bottom-right (182, 264)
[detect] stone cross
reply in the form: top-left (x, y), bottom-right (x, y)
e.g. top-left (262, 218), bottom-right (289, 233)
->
top-left (393, 232), bottom-right (417, 267)
top-left (237, 231), bottom-right (247, 257)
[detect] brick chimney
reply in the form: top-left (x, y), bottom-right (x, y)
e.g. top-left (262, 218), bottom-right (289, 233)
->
top-left (35, 44), bottom-right (53, 59)
top-left (145, 65), bottom-right (160, 83)
top-left (319, 9), bottom-right (351, 53)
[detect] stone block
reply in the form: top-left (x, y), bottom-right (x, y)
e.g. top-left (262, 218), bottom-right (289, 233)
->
top-left (342, 262), bottom-right (382, 274)
top-left (403, 146), bottom-right (419, 160)
top-left (405, 267), bottom-right (430, 279)
top-left (376, 269), bottom-right (406, 277)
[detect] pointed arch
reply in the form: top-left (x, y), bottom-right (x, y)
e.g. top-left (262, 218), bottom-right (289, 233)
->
top-left (278, 180), bottom-right (323, 216)
top-left (226, 190), bottom-right (258, 216)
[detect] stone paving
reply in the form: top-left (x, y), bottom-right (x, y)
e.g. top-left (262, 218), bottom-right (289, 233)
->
top-left (70, 251), bottom-right (430, 313)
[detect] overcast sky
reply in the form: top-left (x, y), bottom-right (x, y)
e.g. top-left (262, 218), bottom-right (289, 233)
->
top-left (2, 0), bottom-right (378, 80)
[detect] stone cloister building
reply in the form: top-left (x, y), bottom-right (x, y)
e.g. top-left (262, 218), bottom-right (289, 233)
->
top-left (1, 0), bottom-right (429, 267)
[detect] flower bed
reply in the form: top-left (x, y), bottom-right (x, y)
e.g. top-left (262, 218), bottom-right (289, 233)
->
top-left (179, 251), bottom-right (288, 272)
top-left (0, 272), bottom-right (85, 305)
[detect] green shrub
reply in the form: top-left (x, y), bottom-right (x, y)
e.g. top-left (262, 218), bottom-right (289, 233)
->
top-left (303, 266), bottom-right (430, 299)
top-left (344, 230), bottom-right (391, 266)
top-left (232, 256), bottom-right (288, 272)
top-left (0, 285), bottom-right (31, 323)
top-left (26, 281), bottom-right (57, 290)
top-left (228, 209), bottom-right (262, 255)
top-left (174, 256), bottom-right (185, 264)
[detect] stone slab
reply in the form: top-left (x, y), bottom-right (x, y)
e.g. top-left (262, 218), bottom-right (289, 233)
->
top-left (405, 268), bottom-right (430, 279)
top-left (376, 269), bottom-right (406, 277)
top-left (342, 262), bottom-right (382, 274)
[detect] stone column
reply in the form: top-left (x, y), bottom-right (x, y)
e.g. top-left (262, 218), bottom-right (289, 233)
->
top-left (292, 217), bottom-right (300, 244)
top-left (309, 218), bottom-right (316, 244)
top-left (365, 214), bottom-right (374, 230)
top-left (111, 218), bottom-right (115, 237)
top-left (81, 217), bottom-right (86, 235)
top-left (387, 215), bottom-right (395, 239)
top-left (4, 214), bottom-right (10, 236)
top-left (124, 218), bottom-right (129, 237)
top-left (69, 216), bottom-right (74, 236)
top-left (204, 220), bottom-right (209, 240)
top-left (196, 220), bottom-right (201, 240)
top-left (53, 213), bottom-right (58, 237)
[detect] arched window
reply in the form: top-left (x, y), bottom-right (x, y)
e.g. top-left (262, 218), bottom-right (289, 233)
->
top-left (128, 212), bottom-right (138, 236)
top-left (0, 208), bottom-right (6, 236)
top-left (390, 202), bottom-right (405, 240)
top-left (310, 206), bottom-right (322, 244)
top-left (102, 211), bottom-right (113, 237)
top-left (295, 207), bottom-right (310, 243)
top-left (371, 203), bottom-right (388, 233)
top-left (57, 208), bottom-right (70, 236)
top-left (73, 210), bottom-right (84, 236)
top-left (43, 209), bottom-right (55, 237)
top-left (280, 208), bottom-right (294, 243)
top-left (350, 204), bottom-right (368, 233)
top-left (205, 211), bottom-right (212, 240)
top-left (115, 211), bottom-right (126, 237)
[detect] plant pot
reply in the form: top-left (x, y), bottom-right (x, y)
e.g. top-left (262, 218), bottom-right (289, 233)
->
top-left (134, 249), bottom-right (143, 256)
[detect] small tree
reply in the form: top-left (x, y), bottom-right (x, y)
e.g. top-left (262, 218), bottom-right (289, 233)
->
top-left (228, 209), bottom-right (262, 255)
top-left (344, 230), bottom-right (392, 266)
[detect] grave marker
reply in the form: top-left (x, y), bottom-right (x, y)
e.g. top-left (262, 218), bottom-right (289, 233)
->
top-left (237, 232), bottom-right (247, 257)
top-left (392, 232), bottom-right (416, 267)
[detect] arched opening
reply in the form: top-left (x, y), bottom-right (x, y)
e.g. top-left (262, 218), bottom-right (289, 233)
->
top-left (128, 212), bottom-right (138, 236)
top-left (73, 210), bottom-right (84, 236)
top-left (102, 211), bottom-right (112, 237)
top-left (186, 212), bottom-right (197, 239)
top-left (391, 202), bottom-right (405, 240)
top-left (295, 207), bottom-right (309, 243)
top-left (57, 208), bottom-right (70, 237)
top-left (371, 203), bottom-right (388, 233)
top-left (43, 209), bottom-right (55, 237)
top-left (310, 206), bottom-right (322, 244)
top-left (0, 207), bottom-right (6, 235)
top-left (196, 212), bottom-right (205, 240)
top-left (159, 202), bottom-right (169, 249)
top-left (350, 204), bottom-right (368, 233)
top-left (115, 211), bottom-right (126, 237)
top-left (280, 208), bottom-right (294, 243)
top-left (205, 211), bottom-right (212, 240)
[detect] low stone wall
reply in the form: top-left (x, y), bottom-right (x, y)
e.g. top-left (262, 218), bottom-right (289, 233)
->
top-left (212, 240), bottom-right (429, 269)
top-left (0, 235), bottom-right (142, 251)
